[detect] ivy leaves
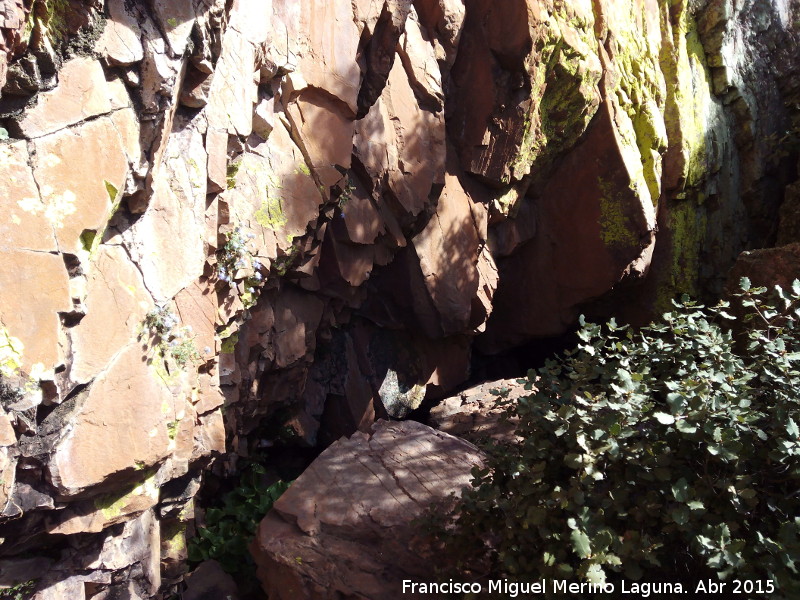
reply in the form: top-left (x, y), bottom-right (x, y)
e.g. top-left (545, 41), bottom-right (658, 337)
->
top-left (188, 466), bottom-right (290, 575)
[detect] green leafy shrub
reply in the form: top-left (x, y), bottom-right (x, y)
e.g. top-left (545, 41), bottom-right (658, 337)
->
top-left (437, 279), bottom-right (800, 595)
top-left (0, 580), bottom-right (36, 599)
top-left (188, 465), bottom-right (290, 575)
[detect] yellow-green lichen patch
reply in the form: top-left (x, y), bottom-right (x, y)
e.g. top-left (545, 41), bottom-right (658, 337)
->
top-left (41, 0), bottom-right (72, 43)
top-left (658, 0), bottom-right (715, 192)
top-left (655, 198), bottom-right (708, 314)
top-left (492, 182), bottom-right (528, 218)
top-left (254, 195), bottom-right (288, 230)
top-left (0, 328), bottom-right (24, 378)
top-left (598, 177), bottom-right (639, 249)
top-left (296, 162), bottom-right (311, 177)
top-left (220, 332), bottom-right (239, 354)
top-left (226, 161), bottom-right (241, 190)
top-left (631, 103), bottom-right (668, 204)
top-left (512, 10), bottom-right (602, 183)
top-left (104, 180), bottom-right (118, 202)
top-left (94, 473), bottom-right (158, 521)
top-left (162, 521), bottom-right (187, 556)
top-left (600, 0), bottom-right (668, 207)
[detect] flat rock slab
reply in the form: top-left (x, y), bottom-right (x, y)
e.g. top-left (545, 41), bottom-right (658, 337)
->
top-left (429, 378), bottom-right (526, 444)
top-left (250, 419), bottom-right (484, 600)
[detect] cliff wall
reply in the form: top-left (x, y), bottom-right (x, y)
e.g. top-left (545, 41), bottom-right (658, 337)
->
top-left (0, 0), bottom-right (798, 597)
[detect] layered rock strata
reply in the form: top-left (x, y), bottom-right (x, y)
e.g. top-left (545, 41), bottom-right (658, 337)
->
top-left (0, 0), bottom-right (797, 597)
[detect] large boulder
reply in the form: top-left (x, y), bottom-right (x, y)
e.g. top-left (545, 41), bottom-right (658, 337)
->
top-left (250, 420), bottom-right (484, 600)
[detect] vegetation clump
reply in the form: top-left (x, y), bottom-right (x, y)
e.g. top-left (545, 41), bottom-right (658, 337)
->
top-left (0, 579), bottom-right (36, 600)
top-left (217, 226), bottom-right (265, 308)
top-left (188, 464), bottom-right (290, 575)
top-left (142, 304), bottom-right (199, 368)
top-left (434, 279), bottom-right (800, 596)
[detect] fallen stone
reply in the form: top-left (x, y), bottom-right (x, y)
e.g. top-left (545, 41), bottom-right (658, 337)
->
top-left (429, 378), bottom-right (525, 443)
top-left (251, 420), bottom-right (484, 600)
top-left (726, 243), bottom-right (800, 293)
top-left (183, 560), bottom-right (240, 600)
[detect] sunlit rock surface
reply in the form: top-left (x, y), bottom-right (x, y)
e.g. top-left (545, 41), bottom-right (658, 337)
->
top-left (0, 0), bottom-right (798, 596)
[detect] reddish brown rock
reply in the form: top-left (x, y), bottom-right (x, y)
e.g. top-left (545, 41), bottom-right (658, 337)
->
top-left (204, 0), bottom-right (261, 137)
top-left (174, 279), bottom-right (218, 362)
top-left (0, 249), bottom-right (71, 377)
top-left (46, 475), bottom-right (159, 535)
top-left (251, 420), bottom-right (484, 600)
top-left (482, 101), bottom-right (656, 350)
top-left (384, 57), bottom-right (445, 216)
top-left (205, 127), bottom-right (228, 194)
top-left (125, 124), bottom-right (208, 301)
top-left (0, 140), bottom-right (58, 252)
top-left (49, 344), bottom-right (175, 497)
top-left (192, 408), bottom-right (225, 459)
top-left (13, 57), bottom-right (124, 138)
top-left (448, 0), bottom-right (601, 185)
top-left (31, 116), bottom-right (130, 255)
top-left (0, 446), bottom-right (16, 517)
top-left (430, 378), bottom-right (525, 443)
top-left (0, 1), bottom-right (27, 90)
top-left (354, 55), bottom-right (445, 222)
top-left (285, 88), bottom-right (354, 186)
top-left (183, 560), bottom-right (240, 600)
top-left (95, 0), bottom-right (144, 66)
top-left (413, 0), bottom-right (465, 68)
top-left (150, 0), bottom-right (198, 57)
top-left (179, 68), bottom-right (213, 108)
top-left (273, 288), bottom-right (325, 368)
top-left (726, 243), bottom-right (800, 293)
top-left (291, 0), bottom-right (362, 114)
top-left (339, 177), bottom-right (385, 245)
top-left (227, 123), bottom-right (323, 259)
top-left (412, 162), bottom-right (484, 335)
top-left (68, 246), bottom-right (154, 385)
top-left (321, 227), bottom-right (376, 288)
top-left (0, 409), bottom-right (15, 447)
top-left (397, 7), bottom-right (444, 109)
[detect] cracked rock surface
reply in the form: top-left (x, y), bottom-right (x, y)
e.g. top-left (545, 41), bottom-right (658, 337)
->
top-left (250, 420), bottom-right (484, 600)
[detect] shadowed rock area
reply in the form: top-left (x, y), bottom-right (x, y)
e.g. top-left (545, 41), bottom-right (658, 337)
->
top-left (0, 0), bottom-right (798, 597)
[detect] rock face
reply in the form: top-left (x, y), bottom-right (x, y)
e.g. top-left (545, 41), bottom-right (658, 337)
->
top-left (250, 420), bottom-right (485, 600)
top-left (0, 0), bottom-right (798, 597)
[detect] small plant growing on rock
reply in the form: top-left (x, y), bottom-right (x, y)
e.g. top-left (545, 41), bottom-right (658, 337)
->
top-left (142, 305), bottom-right (199, 368)
top-left (432, 279), bottom-right (800, 595)
top-left (217, 226), bottom-right (254, 284)
top-left (337, 177), bottom-right (355, 209)
top-left (217, 226), bottom-right (267, 309)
